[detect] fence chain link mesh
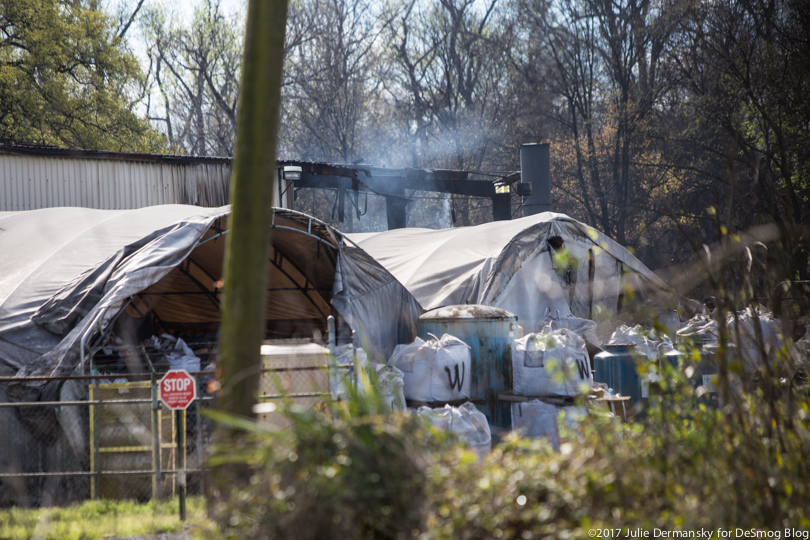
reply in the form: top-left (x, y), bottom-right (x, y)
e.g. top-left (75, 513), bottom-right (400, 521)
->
top-left (0, 374), bottom-right (214, 507)
top-left (1, 363), bottom-right (333, 507)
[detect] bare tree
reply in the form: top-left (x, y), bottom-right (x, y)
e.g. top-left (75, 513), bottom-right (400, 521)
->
top-left (513, 0), bottom-right (683, 247)
top-left (385, 0), bottom-right (518, 225)
top-left (141, 1), bottom-right (242, 156)
top-left (663, 0), bottom-right (810, 278)
top-left (282, 0), bottom-right (389, 164)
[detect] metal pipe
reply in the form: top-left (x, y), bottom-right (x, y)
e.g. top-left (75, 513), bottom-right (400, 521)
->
top-left (327, 315), bottom-right (336, 357)
top-left (93, 378), bottom-right (100, 499)
top-left (520, 143), bottom-right (552, 217)
top-left (0, 370), bottom-right (216, 383)
top-left (152, 376), bottom-right (163, 501)
top-left (177, 409), bottom-right (186, 521)
top-left (196, 397), bottom-right (204, 497)
top-left (0, 469), bottom-right (209, 479)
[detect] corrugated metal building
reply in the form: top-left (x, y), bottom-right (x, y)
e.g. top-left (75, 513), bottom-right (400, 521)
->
top-left (0, 146), bottom-right (235, 211)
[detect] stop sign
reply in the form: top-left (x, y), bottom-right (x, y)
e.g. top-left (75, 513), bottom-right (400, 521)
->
top-left (159, 370), bottom-right (197, 410)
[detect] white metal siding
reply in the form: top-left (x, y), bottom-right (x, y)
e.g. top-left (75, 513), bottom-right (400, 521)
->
top-left (0, 154), bottom-right (233, 211)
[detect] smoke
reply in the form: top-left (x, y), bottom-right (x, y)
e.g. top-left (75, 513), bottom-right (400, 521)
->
top-left (442, 194), bottom-right (452, 228)
top-left (359, 111), bottom-right (497, 171)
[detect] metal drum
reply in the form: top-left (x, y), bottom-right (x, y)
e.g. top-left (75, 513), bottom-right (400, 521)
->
top-left (417, 305), bottom-right (518, 428)
top-left (593, 344), bottom-right (644, 406)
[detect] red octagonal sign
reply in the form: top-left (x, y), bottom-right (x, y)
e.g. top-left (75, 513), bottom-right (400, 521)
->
top-left (159, 369), bottom-right (197, 410)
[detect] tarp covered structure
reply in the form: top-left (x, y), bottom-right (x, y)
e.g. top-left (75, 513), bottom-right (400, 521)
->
top-left (1, 205), bottom-right (425, 505)
top-left (0, 205), bottom-right (422, 381)
top-left (350, 212), bottom-right (668, 336)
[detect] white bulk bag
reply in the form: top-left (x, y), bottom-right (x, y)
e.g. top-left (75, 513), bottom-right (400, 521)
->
top-left (330, 346), bottom-right (406, 412)
top-left (417, 402), bottom-right (491, 459)
top-left (608, 325), bottom-right (671, 361)
top-left (728, 307), bottom-right (784, 367)
top-left (510, 399), bottom-right (585, 450)
top-left (375, 364), bottom-right (407, 412)
top-left (511, 328), bottom-right (592, 397)
top-left (540, 312), bottom-right (600, 345)
top-left (676, 314), bottom-right (720, 344)
top-left (389, 334), bottom-right (471, 402)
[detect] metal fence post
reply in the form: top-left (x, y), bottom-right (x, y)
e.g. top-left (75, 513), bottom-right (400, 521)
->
top-left (151, 376), bottom-right (163, 501)
top-left (177, 409), bottom-right (186, 521)
top-left (93, 377), bottom-right (100, 499)
top-left (196, 398), bottom-right (204, 496)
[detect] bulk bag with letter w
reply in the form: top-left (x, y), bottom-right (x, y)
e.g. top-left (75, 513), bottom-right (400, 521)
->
top-left (389, 334), bottom-right (471, 402)
top-left (512, 327), bottom-right (592, 397)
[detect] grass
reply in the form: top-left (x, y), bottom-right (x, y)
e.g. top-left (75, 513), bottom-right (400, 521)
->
top-left (0, 497), bottom-right (210, 540)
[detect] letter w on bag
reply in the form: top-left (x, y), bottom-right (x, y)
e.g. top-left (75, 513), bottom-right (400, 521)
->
top-left (445, 363), bottom-right (465, 391)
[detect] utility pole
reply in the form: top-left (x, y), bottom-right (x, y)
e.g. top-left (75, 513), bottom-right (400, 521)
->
top-left (214, 0), bottom-right (288, 467)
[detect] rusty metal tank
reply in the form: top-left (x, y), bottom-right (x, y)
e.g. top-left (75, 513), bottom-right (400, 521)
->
top-left (417, 305), bottom-right (518, 428)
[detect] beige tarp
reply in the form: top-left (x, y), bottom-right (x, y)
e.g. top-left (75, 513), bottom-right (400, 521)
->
top-left (350, 212), bottom-right (667, 333)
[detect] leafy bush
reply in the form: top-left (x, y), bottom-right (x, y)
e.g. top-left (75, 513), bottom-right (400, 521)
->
top-left (205, 338), bottom-right (810, 539)
top-left (205, 389), bottom-right (451, 540)
top-left (427, 366), bottom-right (810, 538)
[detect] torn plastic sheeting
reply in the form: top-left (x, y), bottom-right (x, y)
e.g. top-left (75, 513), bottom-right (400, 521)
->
top-left (3, 206), bottom-right (425, 402)
top-left (350, 213), bottom-right (667, 339)
top-left (330, 246), bottom-right (423, 362)
top-left (11, 211), bottom-right (221, 385)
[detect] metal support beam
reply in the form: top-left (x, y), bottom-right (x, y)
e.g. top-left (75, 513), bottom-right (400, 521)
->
top-left (295, 172), bottom-right (496, 199)
top-left (385, 196), bottom-right (408, 229)
top-left (492, 193), bottom-right (511, 221)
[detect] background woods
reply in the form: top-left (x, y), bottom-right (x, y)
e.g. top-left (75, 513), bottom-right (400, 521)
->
top-left (2, 0), bottom-right (807, 273)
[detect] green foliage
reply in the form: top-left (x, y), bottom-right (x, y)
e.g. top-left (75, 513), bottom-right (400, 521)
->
top-left (206, 398), bottom-right (451, 540)
top-left (207, 334), bottom-right (810, 539)
top-left (0, 0), bottom-right (166, 151)
top-left (428, 360), bottom-right (810, 538)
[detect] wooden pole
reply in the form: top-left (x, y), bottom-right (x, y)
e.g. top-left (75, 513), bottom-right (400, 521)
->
top-left (214, 0), bottom-right (288, 462)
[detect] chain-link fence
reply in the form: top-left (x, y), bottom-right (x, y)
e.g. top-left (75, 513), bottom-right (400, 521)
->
top-left (0, 373), bottom-right (214, 507)
top-left (0, 357), bottom-right (338, 508)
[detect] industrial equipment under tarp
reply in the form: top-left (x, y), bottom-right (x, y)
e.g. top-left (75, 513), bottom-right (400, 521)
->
top-left (350, 212), bottom-right (668, 335)
top-left (0, 205), bottom-right (422, 381)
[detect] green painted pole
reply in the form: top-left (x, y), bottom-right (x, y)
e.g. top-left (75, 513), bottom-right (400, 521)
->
top-left (214, 0), bottom-right (288, 461)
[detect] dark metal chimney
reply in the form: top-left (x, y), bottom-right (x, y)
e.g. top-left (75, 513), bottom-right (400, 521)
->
top-left (520, 143), bottom-right (552, 217)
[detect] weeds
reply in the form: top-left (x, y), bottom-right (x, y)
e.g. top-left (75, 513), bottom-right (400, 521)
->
top-left (0, 497), bottom-right (207, 540)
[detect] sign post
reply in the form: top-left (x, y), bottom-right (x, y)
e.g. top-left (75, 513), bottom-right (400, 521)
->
top-left (159, 370), bottom-right (197, 522)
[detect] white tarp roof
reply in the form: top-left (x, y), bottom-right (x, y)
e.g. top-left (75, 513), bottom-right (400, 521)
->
top-left (0, 205), bottom-right (421, 383)
top-left (350, 212), bottom-right (667, 334)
